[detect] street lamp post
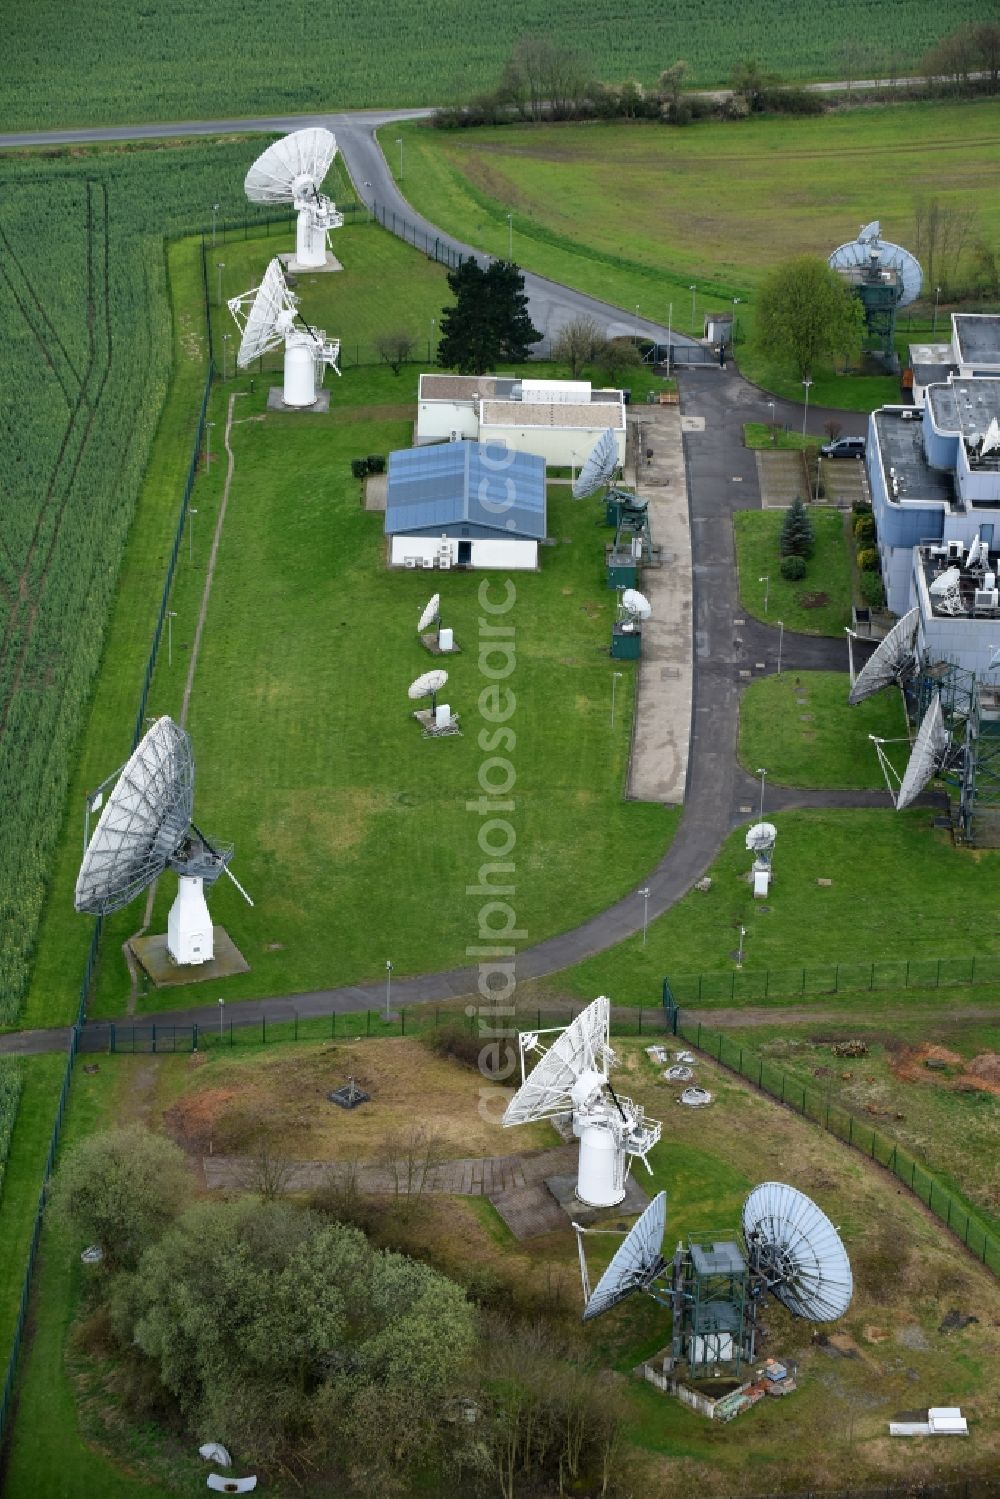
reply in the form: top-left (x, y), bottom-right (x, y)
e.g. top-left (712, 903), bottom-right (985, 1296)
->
top-left (166, 609), bottom-right (177, 667)
top-left (188, 507), bottom-right (198, 564)
top-left (430, 317), bottom-right (436, 359)
top-left (363, 181), bottom-right (373, 222)
top-left (732, 296), bottom-right (741, 347)
top-left (205, 419), bottom-right (215, 470)
top-left (395, 137), bottom-right (404, 180)
top-left (689, 283), bottom-right (697, 332)
top-left (218, 997), bottom-right (225, 1042)
top-left (736, 925), bottom-right (746, 968)
top-left (212, 202), bottom-right (219, 248)
top-left (666, 301), bottom-right (673, 376)
top-left (801, 376), bottom-right (813, 440)
top-left (933, 284), bottom-right (942, 335)
top-left (767, 398), bottom-right (776, 442)
top-left (756, 767), bottom-right (767, 825)
top-left (611, 670), bottom-right (623, 727)
top-left (384, 959), bottom-right (393, 1020)
top-left (638, 887), bottom-right (650, 945)
top-left (759, 574), bottom-right (769, 614)
top-left (634, 304), bottom-right (640, 347)
top-left (776, 619), bottom-right (784, 675)
top-left (506, 212), bottom-right (512, 260)
top-left (222, 332), bottom-right (231, 380)
top-left (216, 261), bottom-right (225, 307)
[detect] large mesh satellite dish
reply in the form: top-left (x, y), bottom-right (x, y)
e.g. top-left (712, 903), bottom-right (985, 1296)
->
top-left (75, 718), bottom-right (193, 916)
top-left (503, 996), bottom-right (611, 1126)
top-left (848, 608), bottom-right (919, 705)
top-left (408, 669), bottom-right (448, 700)
top-left (245, 129), bottom-right (344, 270)
top-left (896, 695), bottom-right (950, 809)
top-left (742, 1182), bottom-right (853, 1322)
top-left (620, 589), bottom-right (652, 621)
top-left (828, 224), bottom-right (923, 307)
top-left (245, 129), bottom-right (338, 205)
top-left (231, 258), bottom-right (297, 366)
top-left (580, 1191), bottom-right (668, 1321)
top-left (417, 594), bottom-right (440, 633)
top-left (572, 429), bottom-right (619, 499)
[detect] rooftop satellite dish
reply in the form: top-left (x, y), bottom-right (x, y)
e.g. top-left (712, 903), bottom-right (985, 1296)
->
top-left (75, 717), bottom-right (253, 966)
top-left (745, 822), bottom-right (777, 855)
top-left (896, 695), bottom-right (951, 809)
top-left (742, 1182), bottom-right (853, 1322)
top-left (502, 996), bottom-right (661, 1207)
top-left (965, 536), bottom-right (982, 570)
top-left (930, 565), bottom-right (962, 597)
top-left (620, 588), bottom-right (652, 622)
top-left (828, 224), bottom-right (923, 307)
top-left (572, 429), bottom-right (619, 500)
top-left (228, 258), bottom-right (340, 409)
top-left (980, 417), bottom-right (1000, 459)
top-left (577, 1191), bottom-right (668, 1321)
top-left (417, 593), bottom-right (440, 634)
top-left (848, 607), bottom-right (919, 705)
top-left (245, 129), bottom-right (344, 269)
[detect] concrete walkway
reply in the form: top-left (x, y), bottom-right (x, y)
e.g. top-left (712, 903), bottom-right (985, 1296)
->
top-left (626, 405), bottom-right (692, 805)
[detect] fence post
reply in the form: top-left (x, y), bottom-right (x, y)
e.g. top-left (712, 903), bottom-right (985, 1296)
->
top-left (193, 1023), bottom-right (198, 1051)
top-left (401, 1009), bottom-right (406, 1035)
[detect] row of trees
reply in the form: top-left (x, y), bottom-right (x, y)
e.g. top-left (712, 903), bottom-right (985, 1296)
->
top-left (921, 23), bottom-right (1000, 93)
top-left (53, 1124), bottom-right (632, 1496)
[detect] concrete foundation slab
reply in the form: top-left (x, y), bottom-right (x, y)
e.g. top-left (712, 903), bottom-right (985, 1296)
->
top-left (279, 252), bottom-right (343, 275)
top-left (756, 449), bottom-right (807, 508)
top-left (129, 927), bottom-right (249, 988)
top-left (545, 1171), bottom-right (652, 1227)
top-left (488, 1183), bottom-right (568, 1239)
top-left (267, 387), bottom-right (330, 414)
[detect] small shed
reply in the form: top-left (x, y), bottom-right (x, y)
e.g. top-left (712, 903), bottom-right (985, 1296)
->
top-left (703, 312), bottom-right (733, 346)
top-left (385, 440), bottom-right (546, 570)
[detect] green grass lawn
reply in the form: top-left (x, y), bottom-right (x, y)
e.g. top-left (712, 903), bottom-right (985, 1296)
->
top-left (0, 1056), bottom-right (67, 1363)
top-left (735, 507), bottom-right (852, 636)
top-left (386, 102), bottom-right (1000, 409)
top-left (22, 226), bottom-right (675, 1030)
top-left (744, 423), bottom-right (823, 452)
top-left (545, 808), bottom-right (1000, 1005)
top-left (739, 671), bottom-right (907, 790)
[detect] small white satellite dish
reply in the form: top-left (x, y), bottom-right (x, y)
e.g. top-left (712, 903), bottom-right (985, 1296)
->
top-left (745, 821), bottom-right (777, 854)
top-left (228, 257), bottom-right (340, 409)
top-left (966, 536), bottom-right (981, 570)
top-left (408, 669), bottom-right (448, 700)
top-left (75, 717), bottom-right (253, 967)
top-left (848, 608), bottom-right (919, 705)
top-left (742, 1182), bottom-right (853, 1321)
top-left (577, 1191), bottom-right (668, 1321)
top-left (417, 593), bottom-right (440, 634)
top-left (620, 589), bottom-right (652, 621)
top-left (572, 429), bottom-right (619, 500)
top-left (245, 128), bottom-right (344, 268)
top-left (828, 223), bottom-right (923, 307)
top-left (502, 997), bottom-right (661, 1207)
top-left (929, 566), bottom-right (962, 597)
top-left (981, 417), bottom-right (1000, 459)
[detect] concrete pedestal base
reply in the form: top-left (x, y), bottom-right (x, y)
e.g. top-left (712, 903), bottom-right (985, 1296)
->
top-left (129, 927), bottom-right (249, 987)
top-left (279, 252), bottom-right (343, 275)
top-left (267, 387), bottom-right (330, 414)
top-left (545, 1172), bottom-right (652, 1227)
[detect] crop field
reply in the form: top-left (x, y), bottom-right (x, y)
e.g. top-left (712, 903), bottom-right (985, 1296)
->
top-left (3, 3), bottom-right (982, 130)
top-left (388, 101), bottom-right (1000, 405)
top-left (6, 1040), bottom-right (999, 1496)
top-left (0, 139), bottom-right (305, 1027)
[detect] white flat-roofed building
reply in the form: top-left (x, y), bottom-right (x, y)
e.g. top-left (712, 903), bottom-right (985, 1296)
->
top-left (416, 372), bottom-right (626, 468)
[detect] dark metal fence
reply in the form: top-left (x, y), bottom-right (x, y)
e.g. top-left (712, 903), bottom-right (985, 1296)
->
top-left (663, 953), bottom-right (999, 1005)
top-left (662, 982), bottom-right (1000, 1277)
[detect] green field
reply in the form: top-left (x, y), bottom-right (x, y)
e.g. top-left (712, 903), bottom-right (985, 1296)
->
top-left (387, 101), bottom-right (1000, 407)
top-left (739, 671), bottom-right (908, 790)
top-left (21, 223), bottom-right (675, 1030)
top-left (3, 5), bottom-right (983, 130)
top-left (735, 507), bottom-right (853, 636)
top-left (548, 808), bottom-right (1000, 1004)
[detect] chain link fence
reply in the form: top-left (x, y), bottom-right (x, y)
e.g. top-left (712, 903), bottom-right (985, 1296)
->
top-left (664, 953), bottom-right (999, 1005)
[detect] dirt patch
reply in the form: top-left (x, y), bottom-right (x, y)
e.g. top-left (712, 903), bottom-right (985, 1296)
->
top-left (796, 591), bottom-right (830, 609)
top-left (887, 1042), bottom-right (1000, 1097)
top-left (887, 1042), bottom-right (963, 1084)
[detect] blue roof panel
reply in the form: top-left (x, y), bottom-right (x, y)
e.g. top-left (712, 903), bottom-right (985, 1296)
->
top-left (385, 441), bottom-right (546, 539)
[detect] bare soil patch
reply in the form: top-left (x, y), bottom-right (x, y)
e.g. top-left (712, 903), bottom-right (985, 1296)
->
top-left (887, 1041), bottom-right (1000, 1097)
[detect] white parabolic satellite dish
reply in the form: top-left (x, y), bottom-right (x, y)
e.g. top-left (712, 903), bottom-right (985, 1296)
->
top-left (581, 1191), bottom-right (668, 1321)
top-left (828, 221), bottom-right (923, 307)
top-left (745, 821), bottom-right (777, 854)
top-left (742, 1182), bottom-right (853, 1322)
top-left (75, 717), bottom-right (252, 966)
top-left (408, 669), bottom-right (448, 700)
top-left (245, 128), bottom-right (344, 269)
top-left (621, 589), bottom-right (652, 621)
top-left (418, 593), bottom-right (441, 633)
top-left (572, 428), bottom-right (619, 500)
top-left (228, 257), bottom-right (340, 409)
top-left (896, 695), bottom-right (950, 810)
top-left (848, 607), bottom-right (919, 705)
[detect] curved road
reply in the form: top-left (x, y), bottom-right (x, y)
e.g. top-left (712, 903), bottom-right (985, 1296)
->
top-left (0, 121), bottom-right (924, 1053)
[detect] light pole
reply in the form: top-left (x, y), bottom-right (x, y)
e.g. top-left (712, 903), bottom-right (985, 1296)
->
top-left (639, 887), bottom-right (650, 945)
top-left (222, 331), bottom-right (231, 380)
top-left (756, 767), bottom-right (767, 825)
top-left (767, 398), bottom-right (776, 442)
top-left (506, 212), bottom-right (513, 260)
top-left (430, 316), bottom-right (436, 358)
top-left (363, 180), bottom-right (373, 222)
top-left (689, 283), bottom-right (697, 332)
top-left (933, 284), bottom-right (942, 335)
top-left (759, 574), bottom-right (769, 614)
top-left (395, 137), bottom-right (403, 180)
top-left (212, 202), bottom-right (219, 248)
top-left (736, 925), bottom-right (746, 968)
top-left (166, 609), bottom-right (177, 667)
top-left (218, 997), bottom-right (225, 1042)
top-left (384, 959), bottom-right (393, 1020)
top-left (844, 626), bottom-right (858, 685)
top-left (776, 619), bottom-right (784, 675)
top-left (205, 419), bottom-right (215, 470)
top-left (216, 261), bottom-right (225, 307)
top-left (634, 304), bottom-right (640, 347)
top-left (188, 507), bottom-right (198, 564)
top-left (611, 670), bottom-right (623, 726)
top-left (801, 376), bottom-right (813, 440)
top-left (666, 301), bottom-right (673, 375)
top-left (732, 296), bottom-right (741, 347)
